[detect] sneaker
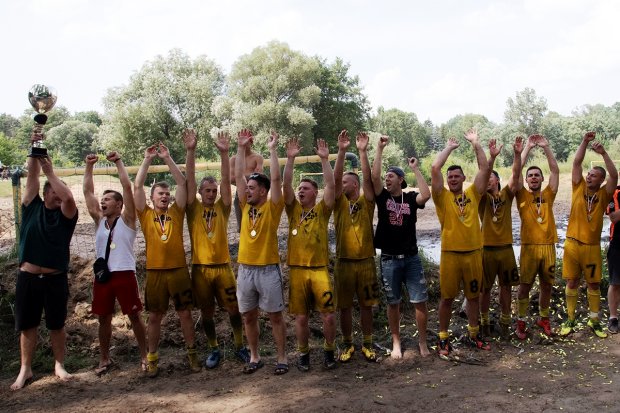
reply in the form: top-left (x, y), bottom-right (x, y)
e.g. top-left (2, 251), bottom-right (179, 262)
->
top-left (361, 346), bottom-right (378, 362)
top-left (536, 318), bottom-right (553, 337)
top-left (437, 338), bottom-right (452, 357)
top-left (465, 333), bottom-right (491, 351)
top-left (234, 347), bottom-right (251, 364)
top-left (147, 353), bottom-right (159, 378)
top-left (323, 350), bottom-right (337, 370)
top-left (559, 319), bottom-right (577, 336)
top-left (338, 344), bottom-right (355, 363)
top-left (297, 352), bottom-right (310, 372)
top-left (608, 318), bottom-right (619, 334)
top-left (204, 349), bottom-right (221, 369)
top-left (588, 319), bottom-right (608, 338)
top-left (515, 320), bottom-right (528, 340)
top-left (187, 346), bottom-right (202, 373)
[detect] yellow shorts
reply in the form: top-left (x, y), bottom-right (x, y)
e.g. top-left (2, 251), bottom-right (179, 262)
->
top-left (439, 250), bottom-right (483, 300)
top-left (288, 266), bottom-right (336, 315)
top-left (334, 257), bottom-right (380, 309)
top-left (191, 264), bottom-right (238, 312)
top-left (519, 244), bottom-right (556, 285)
top-left (482, 246), bottom-right (519, 289)
top-left (145, 267), bottom-right (193, 313)
top-left (562, 238), bottom-right (602, 283)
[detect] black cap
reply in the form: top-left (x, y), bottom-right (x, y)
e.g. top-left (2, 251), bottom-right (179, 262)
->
top-left (387, 166), bottom-right (407, 189)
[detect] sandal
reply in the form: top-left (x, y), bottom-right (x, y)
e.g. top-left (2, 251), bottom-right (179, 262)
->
top-left (243, 360), bottom-right (264, 374)
top-left (274, 363), bottom-right (289, 375)
top-left (95, 360), bottom-right (116, 377)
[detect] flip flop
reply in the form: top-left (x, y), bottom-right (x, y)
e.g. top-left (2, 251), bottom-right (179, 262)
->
top-left (274, 363), bottom-right (289, 375)
top-left (95, 361), bottom-right (116, 377)
top-left (243, 360), bottom-right (264, 374)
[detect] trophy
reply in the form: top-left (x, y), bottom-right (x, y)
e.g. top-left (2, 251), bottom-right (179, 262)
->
top-left (27, 84), bottom-right (57, 157)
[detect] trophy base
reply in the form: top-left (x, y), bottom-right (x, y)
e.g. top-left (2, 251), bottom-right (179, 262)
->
top-left (28, 146), bottom-right (48, 158)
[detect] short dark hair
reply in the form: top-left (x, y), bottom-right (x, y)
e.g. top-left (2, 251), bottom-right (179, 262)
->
top-left (43, 180), bottom-right (68, 195)
top-left (248, 172), bottom-right (271, 192)
top-left (593, 166), bottom-right (607, 180)
top-left (150, 181), bottom-right (170, 196)
top-left (447, 165), bottom-right (464, 174)
top-left (199, 176), bottom-right (218, 190)
top-left (526, 166), bottom-right (544, 179)
top-left (491, 170), bottom-right (501, 191)
top-left (343, 171), bottom-right (360, 184)
top-left (300, 178), bottom-right (318, 190)
top-left (103, 189), bottom-right (123, 203)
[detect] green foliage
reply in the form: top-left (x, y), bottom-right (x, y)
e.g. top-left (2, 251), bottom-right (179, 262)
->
top-left (0, 132), bottom-right (25, 166)
top-left (365, 132), bottom-right (405, 172)
top-left (0, 113), bottom-right (20, 138)
top-left (370, 107), bottom-right (431, 159)
top-left (504, 87), bottom-right (548, 136)
top-left (439, 113), bottom-right (494, 162)
top-left (100, 48), bottom-right (225, 164)
top-left (74, 110), bottom-right (102, 126)
top-left (14, 106), bottom-right (72, 151)
top-left (46, 120), bottom-right (99, 165)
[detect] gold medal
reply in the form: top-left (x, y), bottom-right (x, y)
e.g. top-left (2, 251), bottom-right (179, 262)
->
top-left (207, 232), bottom-right (214, 239)
top-left (292, 228), bottom-right (298, 236)
top-left (161, 234), bottom-right (168, 241)
top-left (110, 243), bottom-right (116, 250)
top-left (587, 214), bottom-right (592, 222)
top-left (250, 229), bottom-right (257, 238)
top-left (537, 217), bottom-right (543, 223)
top-left (459, 216), bottom-right (465, 222)
top-left (492, 216), bottom-right (498, 223)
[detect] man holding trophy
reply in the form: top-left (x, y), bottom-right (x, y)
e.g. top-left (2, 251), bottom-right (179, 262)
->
top-left (11, 86), bottom-right (79, 390)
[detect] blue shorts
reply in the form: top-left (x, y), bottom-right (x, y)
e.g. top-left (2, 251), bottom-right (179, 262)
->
top-left (380, 254), bottom-right (428, 304)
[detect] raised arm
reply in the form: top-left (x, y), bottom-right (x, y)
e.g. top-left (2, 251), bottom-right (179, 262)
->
top-left (316, 139), bottom-right (335, 209)
top-left (409, 157), bottom-right (430, 206)
top-left (39, 156), bottom-right (77, 219)
top-left (333, 130), bottom-right (349, 199)
top-left (23, 133), bottom-right (42, 206)
top-left (108, 151), bottom-right (135, 228)
top-left (537, 136), bottom-right (559, 193)
top-left (158, 142), bottom-right (187, 209)
top-left (357, 132), bottom-right (374, 202)
top-left (216, 132), bottom-right (232, 206)
top-left (591, 140), bottom-right (619, 195)
top-left (466, 129), bottom-right (490, 196)
top-left (431, 137), bottom-right (459, 194)
top-left (134, 144), bottom-right (158, 212)
top-left (268, 131), bottom-right (282, 205)
top-left (508, 136), bottom-right (524, 193)
top-left (371, 135), bottom-right (388, 196)
top-left (573, 132), bottom-right (595, 185)
top-left (183, 129), bottom-right (198, 205)
top-left (235, 130), bottom-right (251, 205)
top-left (283, 137), bottom-right (301, 206)
top-left (83, 154), bottom-right (102, 223)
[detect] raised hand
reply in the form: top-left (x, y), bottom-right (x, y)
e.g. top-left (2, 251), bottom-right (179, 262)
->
top-left (584, 131), bottom-right (596, 143)
top-left (286, 137), bottom-right (302, 158)
top-left (238, 128), bottom-right (254, 148)
top-left (591, 141), bottom-right (606, 155)
top-left (378, 135), bottom-right (389, 149)
top-left (514, 136), bottom-right (524, 154)
top-left (446, 137), bottom-right (459, 150)
top-left (157, 142), bottom-right (171, 159)
top-left (489, 139), bottom-right (502, 158)
top-left (106, 152), bottom-right (120, 163)
top-left (527, 134), bottom-right (543, 148)
top-left (144, 144), bottom-right (158, 160)
top-left (337, 129), bottom-right (350, 151)
top-left (315, 138), bottom-right (329, 159)
top-left (356, 132), bottom-right (369, 152)
top-left (536, 135), bottom-right (549, 148)
top-left (408, 156), bottom-right (419, 170)
top-left (85, 154), bottom-right (98, 166)
top-left (267, 130), bottom-right (279, 151)
top-left (464, 128), bottom-right (478, 143)
top-left (183, 129), bottom-right (197, 150)
top-left (214, 131), bottom-right (230, 153)
top-left (38, 155), bottom-right (54, 175)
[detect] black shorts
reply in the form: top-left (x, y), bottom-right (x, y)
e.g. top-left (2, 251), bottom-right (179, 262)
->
top-left (608, 247), bottom-right (620, 286)
top-left (15, 270), bottom-right (69, 331)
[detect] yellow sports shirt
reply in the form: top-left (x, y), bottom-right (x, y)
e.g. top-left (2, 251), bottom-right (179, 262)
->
top-left (138, 203), bottom-right (186, 269)
top-left (566, 177), bottom-right (610, 245)
top-left (187, 198), bottom-right (231, 265)
top-left (480, 187), bottom-right (514, 246)
top-left (433, 185), bottom-right (482, 252)
top-left (516, 186), bottom-right (558, 245)
top-left (333, 193), bottom-right (375, 259)
top-left (237, 198), bottom-right (284, 265)
top-left (286, 199), bottom-right (332, 267)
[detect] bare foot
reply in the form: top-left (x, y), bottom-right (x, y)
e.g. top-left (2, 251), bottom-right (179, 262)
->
top-left (55, 364), bottom-right (72, 382)
top-left (10, 367), bottom-right (33, 391)
top-left (390, 344), bottom-right (403, 359)
top-left (419, 342), bottom-right (431, 357)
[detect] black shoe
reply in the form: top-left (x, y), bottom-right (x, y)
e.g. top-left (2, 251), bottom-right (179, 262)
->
top-left (323, 350), bottom-right (337, 370)
top-left (608, 318), bottom-right (619, 334)
top-left (297, 353), bottom-right (310, 372)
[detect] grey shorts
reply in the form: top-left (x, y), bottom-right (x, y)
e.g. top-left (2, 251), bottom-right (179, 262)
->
top-left (237, 264), bottom-right (285, 313)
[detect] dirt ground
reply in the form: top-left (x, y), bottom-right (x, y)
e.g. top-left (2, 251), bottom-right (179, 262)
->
top-left (2, 189), bottom-right (620, 413)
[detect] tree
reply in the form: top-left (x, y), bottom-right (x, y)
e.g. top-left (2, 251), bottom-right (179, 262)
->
top-left (14, 106), bottom-right (72, 151)
top-left (46, 120), bottom-right (99, 166)
top-left (100, 49), bottom-right (225, 164)
top-left (213, 41), bottom-right (322, 153)
top-left (439, 113), bottom-right (493, 162)
top-left (0, 113), bottom-right (20, 138)
top-left (74, 110), bottom-right (103, 126)
top-left (504, 87), bottom-right (548, 136)
top-left (311, 58), bottom-right (370, 140)
top-left (0, 132), bottom-right (25, 166)
top-left (369, 107), bottom-right (431, 159)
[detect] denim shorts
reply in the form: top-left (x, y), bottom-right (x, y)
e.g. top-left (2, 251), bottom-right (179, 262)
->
top-left (380, 254), bottom-right (428, 304)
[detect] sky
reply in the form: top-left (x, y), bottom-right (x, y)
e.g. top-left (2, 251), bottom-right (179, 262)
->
top-left (2, 0), bottom-right (620, 125)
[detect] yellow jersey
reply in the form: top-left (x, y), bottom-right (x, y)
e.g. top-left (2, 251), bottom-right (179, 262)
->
top-left (187, 198), bottom-right (231, 265)
top-left (237, 198), bottom-right (284, 265)
top-left (333, 193), bottom-right (375, 259)
top-left (137, 203), bottom-right (186, 269)
top-left (433, 185), bottom-right (483, 252)
top-left (516, 186), bottom-right (558, 245)
top-left (286, 199), bottom-right (332, 267)
top-left (566, 177), bottom-right (610, 245)
top-left (480, 187), bottom-right (514, 246)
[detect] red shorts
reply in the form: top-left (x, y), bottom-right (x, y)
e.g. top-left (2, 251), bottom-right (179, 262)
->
top-left (92, 270), bottom-right (143, 316)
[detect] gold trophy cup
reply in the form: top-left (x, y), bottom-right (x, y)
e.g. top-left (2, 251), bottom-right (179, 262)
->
top-left (28, 84), bottom-right (57, 157)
